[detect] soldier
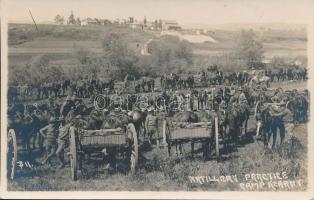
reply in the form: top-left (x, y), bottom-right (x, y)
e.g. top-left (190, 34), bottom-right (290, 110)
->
top-left (40, 117), bottom-right (60, 166)
top-left (228, 89), bottom-right (237, 105)
top-left (268, 102), bottom-right (294, 143)
top-left (32, 103), bottom-right (45, 151)
top-left (191, 90), bottom-right (199, 111)
top-left (271, 88), bottom-right (284, 103)
top-left (249, 71), bottom-right (259, 87)
top-left (60, 95), bottom-right (75, 117)
top-left (56, 117), bottom-right (75, 169)
top-left (48, 96), bottom-right (60, 117)
top-left (145, 106), bottom-right (159, 146)
top-left (199, 90), bottom-right (207, 110)
top-left (238, 87), bottom-right (248, 104)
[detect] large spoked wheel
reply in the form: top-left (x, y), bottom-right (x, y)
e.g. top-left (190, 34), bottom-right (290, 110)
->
top-left (7, 129), bottom-right (17, 180)
top-left (69, 127), bottom-right (77, 181)
top-left (128, 123), bottom-right (138, 175)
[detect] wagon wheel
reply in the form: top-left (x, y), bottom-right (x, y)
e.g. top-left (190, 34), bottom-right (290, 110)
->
top-left (7, 129), bottom-right (17, 180)
top-left (69, 127), bottom-right (78, 181)
top-left (128, 123), bottom-right (138, 174)
top-left (214, 117), bottom-right (220, 158)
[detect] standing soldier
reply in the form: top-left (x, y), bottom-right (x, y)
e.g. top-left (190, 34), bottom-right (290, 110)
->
top-left (60, 95), bottom-right (75, 118)
top-left (36, 85), bottom-right (42, 100)
top-left (268, 102), bottom-right (294, 144)
top-left (145, 107), bottom-right (159, 146)
top-left (48, 96), bottom-right (59, 118)
top-left (56, 117), bottom-right (75, 169)
top-left (192, 90), bottom-right (199, 111)
top-left (40, 117), bottom-right (60, 166)
top-left (228, 88), bottom-right (237, 105)
top-left (198, 90), bottom-right (207, 110)
top-left (238, 87), bottom-right (248, 104)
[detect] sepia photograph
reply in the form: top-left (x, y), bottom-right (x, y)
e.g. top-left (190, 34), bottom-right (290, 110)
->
top-left (1, 0), bottom-right (313, 198)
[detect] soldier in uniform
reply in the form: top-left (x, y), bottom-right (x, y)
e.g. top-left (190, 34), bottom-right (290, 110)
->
top-left (40, 117), bottom-right (60, 165)
top-left (198, 90), bottom-right (207, 110)
top-left (48, 95), bottom-right (59, 118)
top-left (238, 87), bottom-right (248, 104)
top-left (271, 88), bottom-right (285, 103)
top-left (56, 117), bottom-right (75, 169)
top-left (228, 88), bottom-right (238, 105)
top-left (145, 106), bottom-right (159, 146)
top-left (60, 95), bottom-right (75, 118)
top-left (268, 102), bottom-right (294, 143)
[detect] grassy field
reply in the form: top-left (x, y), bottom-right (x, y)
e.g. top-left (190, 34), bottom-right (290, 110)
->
top-left (8, 23), bottom-right (307, 70)
top-left (8, 23), bottom-right (156, 69)
top-left (8, 117), bottom-right (308, 191)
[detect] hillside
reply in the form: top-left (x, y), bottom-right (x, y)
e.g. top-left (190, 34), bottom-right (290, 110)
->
top-left (8, 23), bottom-right (307, 70)
top-left (8, 23), bottom-right (157, 68)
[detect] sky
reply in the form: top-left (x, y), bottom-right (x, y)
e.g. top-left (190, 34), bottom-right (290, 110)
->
top-left (5, 0), bottom-right (314, 25)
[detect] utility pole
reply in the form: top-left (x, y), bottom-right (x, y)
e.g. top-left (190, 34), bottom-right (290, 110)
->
top-left (28, 9), bottom-right (39, 32)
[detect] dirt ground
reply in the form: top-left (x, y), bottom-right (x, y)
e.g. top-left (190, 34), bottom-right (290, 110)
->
top-left (7, 81), bottom-right (308, 191)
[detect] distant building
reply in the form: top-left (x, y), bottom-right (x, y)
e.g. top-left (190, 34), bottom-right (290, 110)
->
top-left (96, 19), bottom-right (112, 25)
top-left (294, 60), bottom-right (302, 66)
top-left (161, 20), bottom-right (181, 31)
top-left (262, 59), bottom-right (272, 68)
top-left (128, 22), bottom-right (144, 29)
top-left (81, 18), bottom-right (98, 26)
top-left (147, 22), bottom-right (156, 30)
top-left (113, 18), bottom-right (125, 25)
top-left (128, 17), bottom-right (134, 23)
top-left (81, 18), bottom-right (112, 26)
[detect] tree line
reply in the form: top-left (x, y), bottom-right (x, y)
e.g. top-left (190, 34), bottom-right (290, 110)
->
top-left (54, 11), bottom-right (81, 25)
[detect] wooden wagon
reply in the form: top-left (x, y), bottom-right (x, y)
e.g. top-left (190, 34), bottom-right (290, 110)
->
top-left (162, 116), bottom-right (220, 159)
top-left (68, 123), bottom-right (138, 181)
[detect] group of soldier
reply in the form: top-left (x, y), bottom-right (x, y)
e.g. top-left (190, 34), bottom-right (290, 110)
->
top-left (36, 97), bottom-right (82, 168)
top-left (7, 67), bottom-right (309, 171)
top-left (8, 65), bottom-right (308, 105)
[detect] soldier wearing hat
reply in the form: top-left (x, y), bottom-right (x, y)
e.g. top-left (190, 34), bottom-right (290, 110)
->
top-left (56, 117), bottom-right (75, 169)
top-left (228, 88), bottom-right (238, 105)
top-left (238, 87), bottom-right (248, 104)
top-left (39, 116), bottom-right (60, 165)
top-left (145, 106), bottom-right (159, 146)
top-left (60, 95), bottom-right (75, 117)
top-left (268, 101), bottom-right (294, 142)
top-left (48, 95), bottom-right (59, 118)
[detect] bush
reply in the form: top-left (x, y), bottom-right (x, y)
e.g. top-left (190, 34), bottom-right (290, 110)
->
top-left (9, 54), bottom-right (65, 85)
